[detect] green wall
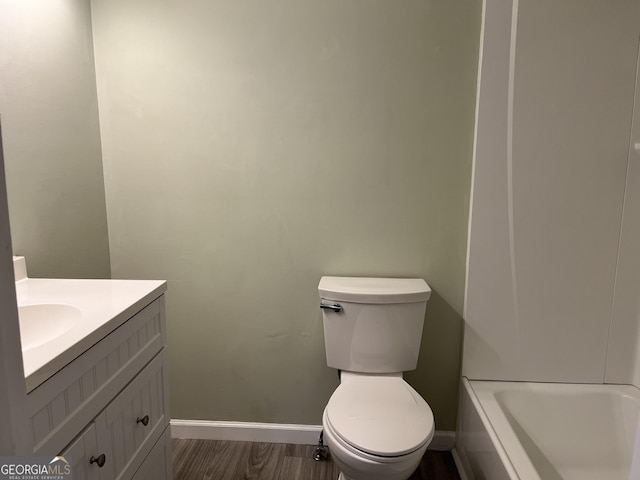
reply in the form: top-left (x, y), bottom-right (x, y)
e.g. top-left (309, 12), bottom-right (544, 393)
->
top-left (92, 0), bottom-right (480, 429)
top-left (0, 0), bottom-right (111, 279)
top-left (1, 0), bottom-right (480, 432)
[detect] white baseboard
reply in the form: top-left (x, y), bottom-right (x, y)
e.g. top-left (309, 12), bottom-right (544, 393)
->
top-left (428, 430), bottom-right (456, 451)
top-left (171, 419), bottom-right (455, 450)
top-left (171, 420), bottom-right (323, 445)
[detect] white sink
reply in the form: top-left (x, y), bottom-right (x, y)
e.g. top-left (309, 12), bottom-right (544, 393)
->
top-left (19, 304), bottom-right (82, 351)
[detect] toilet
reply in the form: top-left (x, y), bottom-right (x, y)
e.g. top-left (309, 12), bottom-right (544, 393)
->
top-left (318, 276), bottom-right (435, 480)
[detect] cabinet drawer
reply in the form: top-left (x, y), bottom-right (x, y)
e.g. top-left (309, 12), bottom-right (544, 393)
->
top-left (60, 415), bottom-right (109, 480)
top-left (60, 421), bottom-right (102, 480)
top-left (98, 351), bottom-right (170, 480)
top-left (28, 297), bottom-right (165, 455)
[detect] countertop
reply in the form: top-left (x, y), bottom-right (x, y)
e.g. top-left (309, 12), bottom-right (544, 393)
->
top-left (17, 277), bottom-right (167, 392)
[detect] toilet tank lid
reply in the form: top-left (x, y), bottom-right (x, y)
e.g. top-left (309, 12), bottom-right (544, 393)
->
top-left (318, 277), bottom-right (431, 304)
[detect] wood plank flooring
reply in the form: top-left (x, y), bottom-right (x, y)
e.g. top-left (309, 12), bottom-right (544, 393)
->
top-left (172, 439), bottom-right (461, 480)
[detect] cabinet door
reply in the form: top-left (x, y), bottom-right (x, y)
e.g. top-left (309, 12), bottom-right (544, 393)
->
top-left (97, 352), bottom-right (169, 480)
top-left (60, 419), bottom-right (108, 480)
top-left (132, 428), bottom-right (172, 480)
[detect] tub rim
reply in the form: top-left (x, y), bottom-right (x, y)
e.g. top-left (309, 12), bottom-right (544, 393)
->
top-left (456, 377), bottom-right (640, 480)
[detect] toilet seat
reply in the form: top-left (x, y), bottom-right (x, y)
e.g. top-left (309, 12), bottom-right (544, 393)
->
top-left (325, 373), bottom-right (434, 458)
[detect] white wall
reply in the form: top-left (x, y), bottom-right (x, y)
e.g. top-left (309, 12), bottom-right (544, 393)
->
top-left (463, 0), bottom-right (640, 383)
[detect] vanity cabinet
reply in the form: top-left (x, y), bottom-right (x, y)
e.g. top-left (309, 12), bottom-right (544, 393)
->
top-left (25, 295), bottom-right (171, 480)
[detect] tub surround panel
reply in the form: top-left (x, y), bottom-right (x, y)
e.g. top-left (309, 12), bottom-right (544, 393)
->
top-left (464, 0), bottom-right (640, 383)
top-left (508, 0), bottom-right (636, 381)
top-left (460, 1), bottom-right (640, 478)
top-left (463, 0), bottom-right (519, 380)
top-left (606, 48), bottom-right (640, 387)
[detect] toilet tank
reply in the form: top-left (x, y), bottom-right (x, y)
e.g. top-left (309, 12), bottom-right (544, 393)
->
top-left (318, 276), bottom-right (431, 373)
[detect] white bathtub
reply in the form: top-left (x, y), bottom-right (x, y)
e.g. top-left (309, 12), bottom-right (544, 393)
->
top-left (455, 378), bottom-right (640, 480)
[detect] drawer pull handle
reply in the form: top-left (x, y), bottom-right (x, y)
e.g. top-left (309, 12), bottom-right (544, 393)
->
top-left (137, 415), bottom-right (150, 426)
top-left (90, 454), bottom-right (106, 468)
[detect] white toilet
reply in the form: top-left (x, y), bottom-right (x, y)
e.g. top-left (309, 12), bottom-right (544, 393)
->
top-left (318, 276), bottom-right (435, 480)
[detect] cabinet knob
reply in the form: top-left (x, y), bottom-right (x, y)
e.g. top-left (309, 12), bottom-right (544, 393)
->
top-left (90, 454), bottom-right (106, 468)
top-left (136, 415), bottom-right (150, 426)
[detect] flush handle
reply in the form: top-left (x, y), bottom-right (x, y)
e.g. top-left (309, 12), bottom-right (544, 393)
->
top-left (320, 303), bottom-right (343, 313)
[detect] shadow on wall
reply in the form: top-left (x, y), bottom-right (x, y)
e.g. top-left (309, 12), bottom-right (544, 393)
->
top-left (405, 290), bottom-right (464, 431)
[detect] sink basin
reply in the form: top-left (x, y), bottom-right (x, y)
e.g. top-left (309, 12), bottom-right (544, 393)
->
top-left (18, 304), bottom-right (82, 351)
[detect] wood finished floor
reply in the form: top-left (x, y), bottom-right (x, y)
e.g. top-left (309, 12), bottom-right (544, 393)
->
top-left (172, 439), bottom-right (461, 480)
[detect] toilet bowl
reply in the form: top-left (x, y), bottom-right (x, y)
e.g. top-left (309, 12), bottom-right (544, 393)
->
top-left (318, 276), bottom-right (434, 480)
top-left (322, 372), bottom-right (434, 480)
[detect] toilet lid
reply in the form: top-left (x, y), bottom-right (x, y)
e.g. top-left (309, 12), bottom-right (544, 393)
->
top-left (326, 375), bottom-right (434, 457)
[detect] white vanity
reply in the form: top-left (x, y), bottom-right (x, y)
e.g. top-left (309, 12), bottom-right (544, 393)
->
top-left (15, 257), bottom-right (171, 480)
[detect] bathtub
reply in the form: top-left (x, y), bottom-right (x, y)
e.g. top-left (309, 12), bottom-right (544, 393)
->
top-left (455, 378), bottom-right (640, 480)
